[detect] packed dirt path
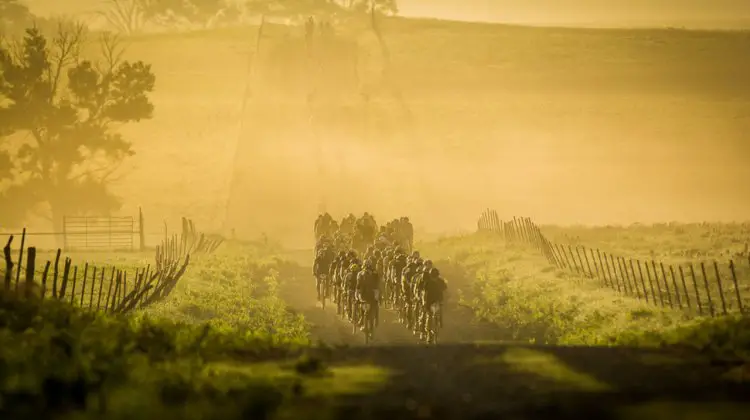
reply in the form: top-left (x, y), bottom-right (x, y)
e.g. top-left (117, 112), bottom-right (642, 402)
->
top-left (272, 249), bottom-right (750, 419)
top-left (276, 249), bottom-right (509, 345)
top-left (277, 249), bottom-right (417, 345)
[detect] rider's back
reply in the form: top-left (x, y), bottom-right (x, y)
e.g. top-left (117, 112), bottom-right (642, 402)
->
top-left (356, 269), bottom-right (378, 302)
top-left (424, 274), bottom-right (447, 304)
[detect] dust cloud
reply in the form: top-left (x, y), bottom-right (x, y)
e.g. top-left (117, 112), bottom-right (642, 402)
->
top-left (216, 20), bottom-right (750, 247)
top-left (12, 11), bottom-right (748, 249)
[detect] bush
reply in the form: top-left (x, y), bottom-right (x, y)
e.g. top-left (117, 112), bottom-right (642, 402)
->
top-left (0, 289), bottom-right (316, 418)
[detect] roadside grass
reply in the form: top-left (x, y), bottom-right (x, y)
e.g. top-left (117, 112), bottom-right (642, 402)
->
top-left (0, 286), bottom-right (400, 419)
top-left (2, 234), bottom-right (750, 418)
top-left (0, 242), bottom-right (395, 418)
top-left (142, 242), bottom-right (309, 342)
top-left (417, 233), bottom-right (750, 359)
top-left (26, 242), bottom-right (312, 342)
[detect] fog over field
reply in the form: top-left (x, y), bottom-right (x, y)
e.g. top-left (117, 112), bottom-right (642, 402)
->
top-left (400, 0), bottom-right (750, 28)
top-left (3, 1), bottom-right (749, 248)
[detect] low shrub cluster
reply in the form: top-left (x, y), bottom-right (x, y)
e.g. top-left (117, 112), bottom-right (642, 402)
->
top-left (0, 289), bottom-right (323, 419)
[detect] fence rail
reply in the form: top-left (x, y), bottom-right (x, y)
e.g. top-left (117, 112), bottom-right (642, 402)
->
top-left (1, 216), bottom-right (224, 314)
top-left (477, 209), bottom-right (748, 317)
top-left (63, 215), bottom-right (136, 251)
top-left (1, 209), bottom-right (226, 254)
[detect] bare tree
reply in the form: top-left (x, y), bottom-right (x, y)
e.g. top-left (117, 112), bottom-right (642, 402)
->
top-left (97, 0), bottom-right (150, 34)
top-left (0, 22), bottom-right (156, 234)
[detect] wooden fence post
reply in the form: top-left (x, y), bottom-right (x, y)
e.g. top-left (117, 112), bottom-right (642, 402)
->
top-left (689, 263), bottom-right (703, 316)
top-left (646, 263), bottom-right (661, 306)
top-left (80, 264), bottom-right (89, 308)
top-left (41, 261), bottom-right (50, 299)
top-left (712, 261), bottom-right (727, 315)
top-left (659, 262), bottom-right (673, 308)
top-left (97, 269), bottom-right (106, 311)
top-left (699, 262), bottom-right (715, 317)
top-left (619, 257), bottom-right (635, 297)
top-left (14, 228), bottom-right (26, 293)
top-left (3, 236), bottom-right (12, 290)
top-left (608, 254), bottom-right (621, 294)
top-left (52, 249), bottom-right (61, 299)
top-left (632, 259), bottom-right (648, 303)
top-left (59, 258), bottom-right (71, 300)
top-left (728, 260), bottom-right (743, 314)
top-left (678, 266), bottom-right (691, 311)
top-left (24, 247), bottom-right (36, 298)
top-left (70, 266), bottom-right (78, 305)
top-left (597, 249), bottom-right (609, 287)
top-left (668, 265), bottom-right (682, 310)
top-left (88, 266), bottom-right (97, 310)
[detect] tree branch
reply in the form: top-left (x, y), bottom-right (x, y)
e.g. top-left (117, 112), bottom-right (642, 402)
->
top-left (49, 21), bottom-right (85, 100)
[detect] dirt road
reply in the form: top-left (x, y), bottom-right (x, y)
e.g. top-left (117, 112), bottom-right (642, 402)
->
top-left (277, 250), bottom-right (509, 345)
top-left (273, 251), bottom-right (750, 419)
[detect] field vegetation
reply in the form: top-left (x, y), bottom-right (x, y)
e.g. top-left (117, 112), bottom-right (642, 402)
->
top-left (3, 233), bottom-right (750, 419)
top-left (543, 223), bottom-right (750, 262)
top-left (417, 231), bottom-right (750, 360)
top-left (2, 2), bottom-right (750, 418)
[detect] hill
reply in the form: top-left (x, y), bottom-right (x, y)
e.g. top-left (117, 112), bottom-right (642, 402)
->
top-left (8, 17), bottom-right (750, 246)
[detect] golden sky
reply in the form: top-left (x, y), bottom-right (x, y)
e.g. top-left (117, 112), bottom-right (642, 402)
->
top-left (399, 0), bottom-right (750, 28)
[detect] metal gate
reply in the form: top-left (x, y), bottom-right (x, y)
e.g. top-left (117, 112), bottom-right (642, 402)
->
top-left (63, 216), bottom-right (136, 251)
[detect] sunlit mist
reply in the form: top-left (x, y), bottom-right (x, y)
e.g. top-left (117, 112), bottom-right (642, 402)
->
top-left (0, 1), bottom-right (747, 249)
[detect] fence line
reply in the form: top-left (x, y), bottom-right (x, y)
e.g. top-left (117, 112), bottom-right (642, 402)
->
top-left (1, 209), bottom-right (225, 254)
top-left (477, 209), bottom-right (747, 317)
top-left (1, 217), bottom-right (224, 314)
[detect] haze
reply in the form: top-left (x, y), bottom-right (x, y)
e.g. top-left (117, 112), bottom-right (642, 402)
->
top-left (399, 0), bottom-right (750, 29)
top-left (5, 2), bottom-right (750, 248)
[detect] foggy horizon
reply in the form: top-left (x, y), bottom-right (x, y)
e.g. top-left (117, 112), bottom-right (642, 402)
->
top-left (398, 0), bottom-right (750, 29)
top-left (2, 0), bottom-right (749, 248)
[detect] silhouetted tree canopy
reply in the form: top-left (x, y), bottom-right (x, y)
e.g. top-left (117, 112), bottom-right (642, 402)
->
top-left (99, 0), bottom-right (399, 33)
top-left (0, 23), bottom-right (155, 227)
top-left (0, 0), bottom-right (37, 36)
top-left (344, 0), bottom-right (398, 15)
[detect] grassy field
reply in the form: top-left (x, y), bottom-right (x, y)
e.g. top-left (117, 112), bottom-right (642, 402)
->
top-left (9, 16), bottom-right (748, 246)
top-left (3, 234), bottom-right (750, 418)
top-left (419, 234), bottom-right (686, 343)
top-left (18, 242), bottom-right (311, 340)
top-left (542, 222), bottom-right (750, 262)
top-left (4, 11), bottom-right (750, 416)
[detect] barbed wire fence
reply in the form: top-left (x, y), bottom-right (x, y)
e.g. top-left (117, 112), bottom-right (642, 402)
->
top-left (477, 209), bottom-right (747, 317)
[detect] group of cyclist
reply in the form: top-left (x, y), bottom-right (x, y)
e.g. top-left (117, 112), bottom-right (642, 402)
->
top-left (312, 213), bottom-right (446, 344)
top-left (314, 212), bottom-right (414, 254)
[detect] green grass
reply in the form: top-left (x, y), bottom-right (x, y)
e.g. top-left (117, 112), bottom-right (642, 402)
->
top-left (417, 233), bottom-right (750, 359)
top-left (0, 286), bottom-right (405, 419)
top-left (142, 242), bottom-right (310, 341)
top-left (3, 234), bottom-right (750, 418)
top-left (541, 222), bottom-right (750, 262)
top-left (0, 242), bottom-right (396, 418)
top-left (7, 242), bottom-right (309, 340)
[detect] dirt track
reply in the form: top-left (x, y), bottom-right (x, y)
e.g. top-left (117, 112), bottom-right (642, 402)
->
top-left (277, 250), bottom-right (509, 345)
top-left (274, 251), bottom-right (750, 419)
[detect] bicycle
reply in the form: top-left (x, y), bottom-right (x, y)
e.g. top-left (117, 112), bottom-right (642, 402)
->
top-left (317, 273), bottom-right (329, 309)
top-left (425, 302), bottom-right (442, 345)
top-left (358, 299), bottom-right (376, 344)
